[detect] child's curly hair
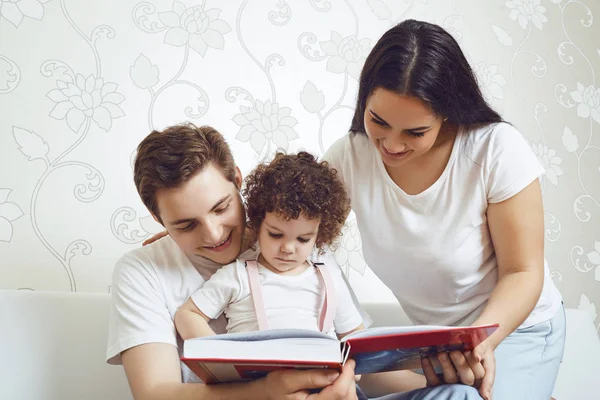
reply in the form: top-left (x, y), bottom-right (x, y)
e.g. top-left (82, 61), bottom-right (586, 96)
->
top-left (242, 151), bottom-right (350, 252)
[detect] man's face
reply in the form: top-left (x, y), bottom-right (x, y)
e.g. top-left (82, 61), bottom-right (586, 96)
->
top-left (154, 164), bottom-right (245, 265)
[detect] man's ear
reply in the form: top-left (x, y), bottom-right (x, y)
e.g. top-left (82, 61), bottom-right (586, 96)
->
top-left (234, 166), bottom-right (243, 189)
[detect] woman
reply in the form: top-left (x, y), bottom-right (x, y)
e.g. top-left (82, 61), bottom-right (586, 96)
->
top-left (323, 19), bottom-right (565, 400)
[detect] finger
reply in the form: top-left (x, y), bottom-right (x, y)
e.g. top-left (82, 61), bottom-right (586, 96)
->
top-left (449, 350), bottom-right (475, 386)
top-left (464, 351), bottom-right (485, 387)
top-left (309, 360), bottom-right (357, 400)
top-left (421, 356), bottom-right (441, 387)
top-left (437, 352), bottom-right (459, 384)
top-left (479, 354), bottom-right (496, 400)
top-left (354, 374), bottom-right (362, 382)
top-left (278, 368), bottom-right (340, 392)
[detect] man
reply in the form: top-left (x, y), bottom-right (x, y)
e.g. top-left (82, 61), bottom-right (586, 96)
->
top-left (106, 123), bottom-right (481, 400)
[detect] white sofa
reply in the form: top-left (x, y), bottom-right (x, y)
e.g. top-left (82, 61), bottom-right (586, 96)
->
top-left (1, 290), bottom-right (599, 399)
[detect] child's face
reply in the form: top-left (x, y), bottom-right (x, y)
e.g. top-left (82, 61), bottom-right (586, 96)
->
top-left (257, 212), bottom-right (320, 274)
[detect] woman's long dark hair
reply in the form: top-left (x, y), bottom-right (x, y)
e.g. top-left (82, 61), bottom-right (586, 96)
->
top-left (350, 19), bottom-right (502, 134)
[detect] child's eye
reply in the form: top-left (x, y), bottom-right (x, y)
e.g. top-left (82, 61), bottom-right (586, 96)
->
top-left (268, 232), bottom-right (282, 239)
top-left (297, 238), bottom-right (310, 243)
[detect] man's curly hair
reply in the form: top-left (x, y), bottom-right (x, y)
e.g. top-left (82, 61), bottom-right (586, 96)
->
top-left (242, 151), bottom-right (350, 251)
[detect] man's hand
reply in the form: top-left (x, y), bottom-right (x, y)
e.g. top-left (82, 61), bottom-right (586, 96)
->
top-left (262, 359), bottom-right (358, 400)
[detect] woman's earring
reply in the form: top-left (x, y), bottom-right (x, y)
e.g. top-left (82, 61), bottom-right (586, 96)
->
top-left (443, 117), bottom-right (449, 122)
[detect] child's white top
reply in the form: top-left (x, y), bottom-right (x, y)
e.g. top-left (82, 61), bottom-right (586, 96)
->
top-left (322, 122), bottom-right (562, 328)
top-left (191, 259), bottom-right (363, 337)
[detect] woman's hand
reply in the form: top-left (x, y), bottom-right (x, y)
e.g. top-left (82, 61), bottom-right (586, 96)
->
top-left (421, 340), bottom-right (495, 400)
top-left (142, 230), bottom-right (169, 246)
top-left (262, 359), bottom-right (358, 400)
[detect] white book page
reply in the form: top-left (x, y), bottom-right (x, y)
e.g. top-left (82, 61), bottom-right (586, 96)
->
top-left (341, 325), bottom-right (455, 342)
top-left (184, 337), bottom-right (342, 363)
top-left (186, 328), bottom-right (337, 343)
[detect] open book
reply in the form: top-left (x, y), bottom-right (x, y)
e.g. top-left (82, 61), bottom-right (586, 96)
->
top-left (181, 324), bottom-right (498, 383)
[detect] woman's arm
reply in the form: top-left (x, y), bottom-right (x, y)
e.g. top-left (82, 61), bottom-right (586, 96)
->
top-left (459, 178), bottom-right (545, 399)
top-left (473, 178), bottom-right (545, 346)
top-left (174, 298), bottom-right (216, 339)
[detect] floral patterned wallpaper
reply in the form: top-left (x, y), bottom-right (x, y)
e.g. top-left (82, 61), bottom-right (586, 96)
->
top-left (0, 0), bottom-right (598, 336)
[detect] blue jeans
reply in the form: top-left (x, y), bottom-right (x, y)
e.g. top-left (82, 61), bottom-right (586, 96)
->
top-left (367, 385), bottom-right (481, 400)
top-left (492, 303), bottom-right (566, 399)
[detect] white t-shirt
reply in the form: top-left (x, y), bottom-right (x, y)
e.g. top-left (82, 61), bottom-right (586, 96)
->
top-left (106, 236), bottom-right (363, 383)
top-left (191, 259), bottom-right (363, 337)
top-left (106, 236), bottom-right (239, 382)
top-left (322, 122), bottom-right (562, 328)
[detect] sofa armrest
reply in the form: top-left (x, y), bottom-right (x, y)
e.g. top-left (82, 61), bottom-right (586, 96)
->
top-left (0, 290), bottom-right (132, 400)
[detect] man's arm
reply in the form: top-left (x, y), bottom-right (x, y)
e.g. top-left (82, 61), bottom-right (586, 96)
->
top-left (122, 342), bottom-right (359, 400)
top-left (122, 342), bottom-right (265, 400)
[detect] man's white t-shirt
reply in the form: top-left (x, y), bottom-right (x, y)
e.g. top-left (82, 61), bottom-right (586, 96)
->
top-left (106, 236), bottom-right (238, 382)
top-left (106, 236), bottom-right (362, 383)
top-left (322, 122), bottom-right (562, 328)
top-left (191, 259), bottom-right (363, 337)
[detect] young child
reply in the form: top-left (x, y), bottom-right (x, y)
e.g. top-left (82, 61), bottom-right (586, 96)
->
top-left (174, 151), bottom-right (365, 341)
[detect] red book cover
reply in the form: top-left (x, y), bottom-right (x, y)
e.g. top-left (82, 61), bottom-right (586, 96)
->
top-left (345, 324), bottom-right (499, 374)
top-left (181, 324), bottom-right (499, 383)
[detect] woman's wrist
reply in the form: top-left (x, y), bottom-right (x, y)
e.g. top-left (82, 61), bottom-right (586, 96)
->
top-left (471, 317), bottom-right (504, 350)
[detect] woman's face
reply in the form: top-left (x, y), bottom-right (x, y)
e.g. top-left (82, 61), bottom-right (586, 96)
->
top-left (363, 87), bottom-right (446, 169)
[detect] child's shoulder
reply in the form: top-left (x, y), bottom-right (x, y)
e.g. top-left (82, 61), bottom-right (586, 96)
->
top-left (311, 251), bottom-right (341, 268)
top-left (210, 258), bottom-right (248, 280)
top-left (311, 256), bottom-right (345, 281)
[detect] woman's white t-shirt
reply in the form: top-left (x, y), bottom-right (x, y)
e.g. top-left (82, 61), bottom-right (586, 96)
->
top-left (322, 122), bottom-right (562, 328)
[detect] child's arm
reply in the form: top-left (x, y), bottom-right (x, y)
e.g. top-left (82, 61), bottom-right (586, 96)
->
top-left (174, 298), bottom-right (216, 340)
top-left (336, 323), bottom-right (364, 340)
top-left (327, 263), bottom-right (366, 340)
top-left (175, 260), bottom-right (243, 340)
